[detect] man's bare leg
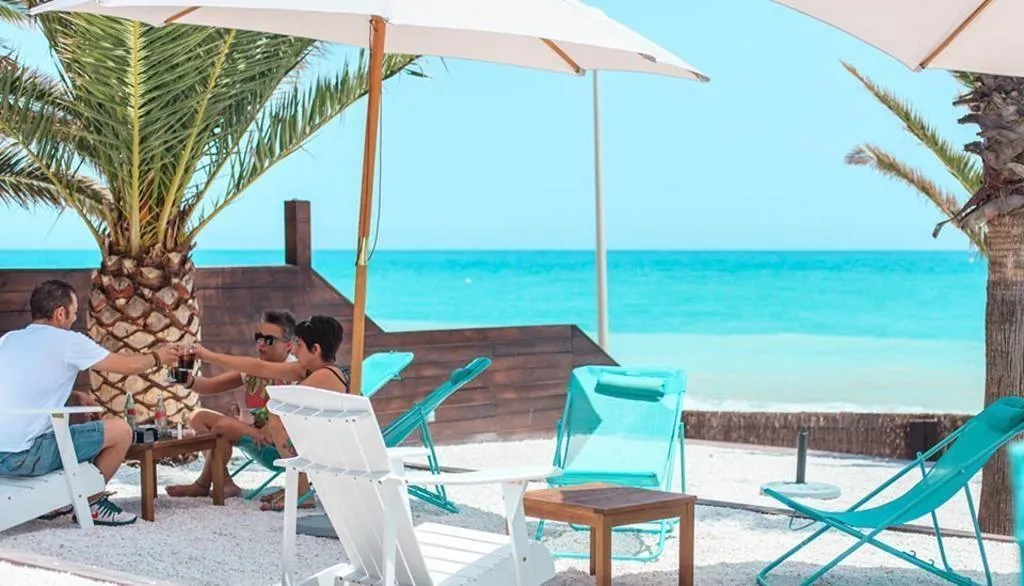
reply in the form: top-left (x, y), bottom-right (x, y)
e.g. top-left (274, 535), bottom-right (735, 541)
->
top-left (260, 414), bottom-right (313, 511)
top-left (94, 418), bottom-right (132, 483)
top-left (166, 410), bottom-right (246, 498)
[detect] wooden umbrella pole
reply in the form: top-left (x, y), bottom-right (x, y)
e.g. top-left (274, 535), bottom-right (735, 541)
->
top-left (349, 15), bottom-right (387, 396)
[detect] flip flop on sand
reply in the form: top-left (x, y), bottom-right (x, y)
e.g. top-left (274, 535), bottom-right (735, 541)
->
top-left (259, 490), bottom-right (314, 512)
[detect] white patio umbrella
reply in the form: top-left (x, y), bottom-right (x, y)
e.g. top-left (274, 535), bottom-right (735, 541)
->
top-left (32, 0), bottom-right (709, 395)
top-left (772, 0), bottom-right (1024, 76)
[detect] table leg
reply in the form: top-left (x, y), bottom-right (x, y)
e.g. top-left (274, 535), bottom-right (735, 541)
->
top-left (679, 502), bottom-right (695, 586)
top-left (589, 526), bottom-right (597, 576)
top-left (594, 518), bottom-right (612, 586)
top-left (211, 436), bottom-right (226, 506)
top-left (141, 450), bottom-right (156, 522)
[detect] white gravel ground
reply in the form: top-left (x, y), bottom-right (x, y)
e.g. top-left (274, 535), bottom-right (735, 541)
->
top-left (0, 438), bottom-right (1019, 585)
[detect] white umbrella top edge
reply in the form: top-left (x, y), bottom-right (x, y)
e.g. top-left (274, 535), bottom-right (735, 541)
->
top-left (770, 0), bottom-right (1018, 77)
top-left (30, 0), bottom-right (710, 82)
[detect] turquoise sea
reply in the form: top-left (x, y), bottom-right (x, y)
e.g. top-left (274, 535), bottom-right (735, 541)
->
top-left (0, 250), bottom-right (987, 414)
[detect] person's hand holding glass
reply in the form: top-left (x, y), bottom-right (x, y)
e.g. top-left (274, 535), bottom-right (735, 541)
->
top-left (167, 342), bottom-right (197, 385)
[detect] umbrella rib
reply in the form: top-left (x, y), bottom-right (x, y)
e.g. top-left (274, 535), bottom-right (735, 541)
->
top-left (918, 0), bottom-right (995, 69)
top-left (541, 38), bottom-right (584, 74)
top-left (164, 6), bottom-right (200, 25)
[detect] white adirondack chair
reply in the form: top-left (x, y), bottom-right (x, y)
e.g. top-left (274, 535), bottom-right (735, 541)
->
top-left (0, 407), bottom-right (105, 532)
top-left (267, 385), bottom-right (559, 586)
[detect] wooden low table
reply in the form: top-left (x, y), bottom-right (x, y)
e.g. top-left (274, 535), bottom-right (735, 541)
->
top-left (125, 433), bottom-right (227, 522)
top-left (523, 483), bottom-right (696, 586)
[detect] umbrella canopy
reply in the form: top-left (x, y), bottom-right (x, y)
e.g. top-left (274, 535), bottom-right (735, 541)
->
top-left (31, 0), bottom-right (709, 396)
top-left (33, 0), bottom-right (708, 81)
top-left (772, 0), bottom-right (1024, 76)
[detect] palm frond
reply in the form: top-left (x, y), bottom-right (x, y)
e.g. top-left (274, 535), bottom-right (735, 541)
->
top-left (847, 144), bottom-right (986, 254)
top-left (0, 52), bottom-right (106, 244)
top-left (0, 11), bottom-right (421, 255)
top-left (187, 52), bottom-right (420, 240)
top-left (0, 1), bottom-right (28, 27)
top-left (842, 61), bottom-right (982, 194)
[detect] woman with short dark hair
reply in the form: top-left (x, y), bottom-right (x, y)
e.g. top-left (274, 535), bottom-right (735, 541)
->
top-left (194, 315), bottom-right (348, 510)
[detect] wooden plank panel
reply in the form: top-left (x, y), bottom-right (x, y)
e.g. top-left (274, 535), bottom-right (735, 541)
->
top-left (0, 270), bottom-right (92, 292)
top-left (494, 337), bottom-right (572, 356)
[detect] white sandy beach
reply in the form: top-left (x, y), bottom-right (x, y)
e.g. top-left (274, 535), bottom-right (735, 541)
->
top-left (0, 438), bottom-right (1019, 585)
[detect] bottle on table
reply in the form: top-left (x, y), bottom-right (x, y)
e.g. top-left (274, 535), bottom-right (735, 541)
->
top-left (154, 391), bottom-right (167, 433)
top-left (125, 392), bottom-right (136, 430)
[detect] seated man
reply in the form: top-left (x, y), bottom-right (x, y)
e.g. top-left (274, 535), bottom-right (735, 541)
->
top-left (0, 280), bottom-right (180, 526)
top-left (195, 315), bottom-right (349, 511)
top-left (166, 309), bottom-right (299, 500)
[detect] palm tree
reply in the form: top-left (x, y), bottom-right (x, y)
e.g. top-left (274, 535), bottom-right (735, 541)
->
top-left (0, 1), bottom-right (418, 425)
top-left (844, 62), bottom-right (1024, 535)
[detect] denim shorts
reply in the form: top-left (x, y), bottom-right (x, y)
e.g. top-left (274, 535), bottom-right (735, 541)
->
top-left (0, 420), bottom-right (105, 477)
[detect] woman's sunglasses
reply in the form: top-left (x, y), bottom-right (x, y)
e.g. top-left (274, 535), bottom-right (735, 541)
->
top-left (254, 332), bottom-right (280, 346)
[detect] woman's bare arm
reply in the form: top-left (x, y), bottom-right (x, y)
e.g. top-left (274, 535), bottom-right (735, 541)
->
top-left (188, 371), bottom-right (244, 395)
top-left (196, 345), bottom-right (306, 381)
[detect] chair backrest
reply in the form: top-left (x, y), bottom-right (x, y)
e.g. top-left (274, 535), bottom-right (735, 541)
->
top-left (867, 397), bottom-right (1024, 526)
top-left (362, 351), bottom-right (415, 396)
top-left (1009, 441), bottom-right (1024, 547)
top-left (556, 365), bottom-right (686, 488)
top-left (267, 385), bottom-right (432, 585)
top-left (382, 356), bottom-right (491, 446)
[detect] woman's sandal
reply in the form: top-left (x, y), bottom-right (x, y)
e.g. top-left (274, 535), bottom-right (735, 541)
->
top-left (260, 489), bottom-right (315, 512)
top-left (259, 488), bottom-right (284, 503)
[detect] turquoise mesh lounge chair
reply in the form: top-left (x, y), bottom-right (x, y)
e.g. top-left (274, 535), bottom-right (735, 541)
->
top-left (231, 351), bottom-right (415, 502)
top-left (759, 396), bottom-right (1024, 586)
top-left (534, 365), bottom-right (687, 562)
top-left (367, 356), bottom-right (492, 513)
top-left (1009, 441), bottom-right (1024, 586)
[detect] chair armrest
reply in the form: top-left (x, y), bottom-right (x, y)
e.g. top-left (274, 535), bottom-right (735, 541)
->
top-left (0, 406), bottom-right (103, 416)
top-left (398, 465), bottom-right (561, 487)
top-left (386, 446), bottom-right (430, 461)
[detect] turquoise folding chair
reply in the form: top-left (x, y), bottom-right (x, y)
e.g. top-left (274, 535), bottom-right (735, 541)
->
top-left (1008, 441), bottom-right (1024, 586)
top-left (759, 396), bottom-right (1024, 586)
top-left (534, 365), bottom-right (687, 562)
top-left (231, 351), bottom-right (414, 501)
top-left (366, 356), bottom-right (492, 513)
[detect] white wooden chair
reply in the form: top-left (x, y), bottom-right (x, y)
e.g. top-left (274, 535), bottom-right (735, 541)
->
top-left (267, 385), bottom-right (559, 586)
top-left (0, 406), bottom-right (105, 532)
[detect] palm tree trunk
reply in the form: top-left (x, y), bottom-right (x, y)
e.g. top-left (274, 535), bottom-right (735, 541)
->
top-left (980, 216), bottom-right (1024, 535)
top-left (86, 250), bottom-right (201, 425)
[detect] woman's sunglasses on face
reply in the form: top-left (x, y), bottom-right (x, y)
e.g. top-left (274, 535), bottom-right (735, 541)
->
top-left (254, 332), bottom-right (279, 346)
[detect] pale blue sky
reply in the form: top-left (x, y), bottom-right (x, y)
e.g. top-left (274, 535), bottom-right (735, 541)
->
top-left (0, 0), bottom-right (980, 251)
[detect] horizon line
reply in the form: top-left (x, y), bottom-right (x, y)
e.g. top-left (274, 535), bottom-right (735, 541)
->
top-left (0, 247), bottom-right (978, 254)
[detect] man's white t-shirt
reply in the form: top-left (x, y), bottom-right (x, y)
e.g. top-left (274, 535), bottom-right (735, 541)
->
top-left (0, 324), bottom-right (110, 453)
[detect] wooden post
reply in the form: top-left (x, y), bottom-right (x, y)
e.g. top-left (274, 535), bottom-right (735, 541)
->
top-left (284, 200), bottom-right (311, 269)
top-left (908, 418), bottom-right (939, 461)
top-left (349, 16), bottom-right (388, 397)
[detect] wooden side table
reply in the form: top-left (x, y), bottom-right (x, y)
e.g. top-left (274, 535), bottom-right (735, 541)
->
top-left (125, 433), bottom-right (227, 522)
top-left (524, 483), bottom-right (696, 586)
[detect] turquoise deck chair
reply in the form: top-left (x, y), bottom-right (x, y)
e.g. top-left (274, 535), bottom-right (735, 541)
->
top-left (535, 365), bottom-right (687, 562)
top-left (231, 351), bottom-right (414, 501)
top-left (759, 396), bottom-right (1024, 586)
top-left (366, 356), bottom-right (492, 513)
top-left (1009, 441), bottom-right (1024, 586)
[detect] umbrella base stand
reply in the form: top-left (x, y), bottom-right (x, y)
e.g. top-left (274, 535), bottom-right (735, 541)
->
top-left (760, 429), bottom-right (842, 500)
top-left (296, 514), bottom-right (338, 539)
